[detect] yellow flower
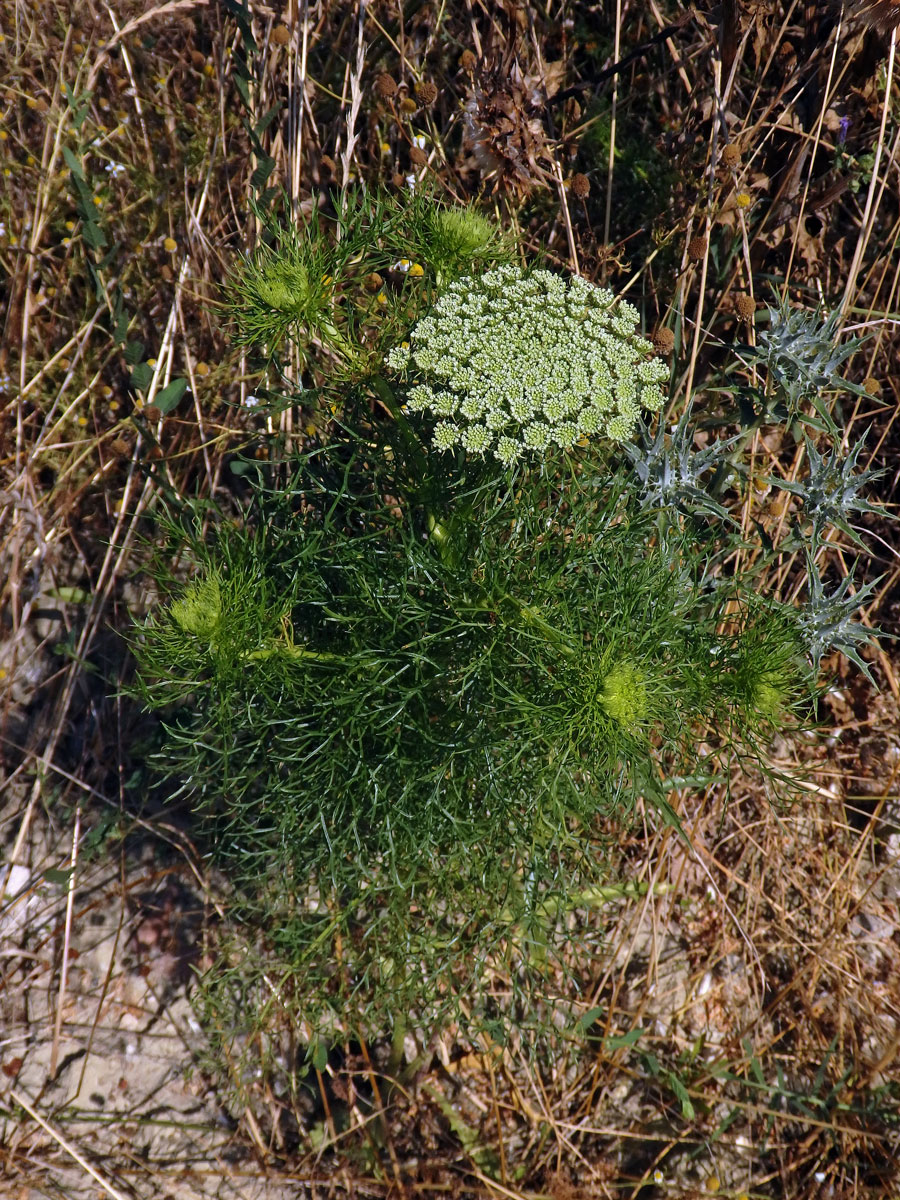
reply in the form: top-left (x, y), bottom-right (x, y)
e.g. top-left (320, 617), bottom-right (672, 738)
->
top-left (163, 236), bottom-right (177, 252)
top-left (736, 192), bottom-right (752, 208)
top-left (408, 262), bottom-right (425, 277)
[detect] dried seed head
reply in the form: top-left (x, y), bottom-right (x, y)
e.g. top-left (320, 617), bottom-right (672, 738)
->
top-left (687, 235), bottom-right (708, 261)
top-left (735, 294), bottom-right (756, 322)
top-left (392, 172), bottom-right (406, 189)
top-left (571, 172), bottom-right (590, 198)
top-left (409, 145), bottom-right (428, 167)
top-left (652, 327), bottom-right (676, 355)
top-left (459, 49), bottom-right (477, 72)
top-left (565, 96), bottom-right (582, 122)
top-left (364, 272), bottom-right (384, 292)
top-left (415, 79), bottom-right (438, 106)
top-left (270, 23), bottom-right (290, 46)
top-left (462, 60), bottom-right (561, 196)
top-left (399, 96), bottom-right (418, 114)
top-left (721, 142), bottom-right (741, 167)
top-left (190, 49), bottom-right (206, 69)
top-left (374, 72), bottom-right (398, 100)
top-left (863, 376), bottom-right (882, 396)
top-left (852, 1), bottom-right (900, 35)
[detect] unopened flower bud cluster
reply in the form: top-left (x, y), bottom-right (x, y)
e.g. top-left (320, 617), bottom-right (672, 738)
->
top-left (386, 265), bottom-right (668, 464)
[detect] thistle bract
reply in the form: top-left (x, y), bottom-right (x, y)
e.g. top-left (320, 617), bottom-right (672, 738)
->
top-left (386, 265), bottom-right (669, 463)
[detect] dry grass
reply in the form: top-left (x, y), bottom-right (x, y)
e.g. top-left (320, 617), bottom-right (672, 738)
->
top-left (2, 1), bottom-right (899, 1197)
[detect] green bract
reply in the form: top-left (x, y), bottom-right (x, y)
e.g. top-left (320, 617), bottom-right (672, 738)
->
top-left (170, 575), bottom-right (222, 640)
top-left (386, 265), bottom-right (669, 463)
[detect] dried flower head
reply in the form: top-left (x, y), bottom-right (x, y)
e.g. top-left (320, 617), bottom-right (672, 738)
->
top-left (459, 49), bottom-right (477, 73)
top-left (409, 145), bottom-right (428, 167)
top-left (386, 265), bottom-right (668, 464)
top-left (735, 294), bottom-right (756, 322)
top-left (721, 142), bottom-right (741, 167)
top-left (270, 24), bottom-right (290, 46)
top-left (652, 326), bottom-right (675, 355)
top-left (687, 235), bottom-right (708, 261)
top-left (414, 79), bottom-right (438, 106)
top-left (571, 172), bottom-right (591, 198)
top-left (462, 58), bottom-right (565, 196)
top-left (374, 72), bottom-right (398, 100)
top-left (399, 96), bottom-right (418, 115)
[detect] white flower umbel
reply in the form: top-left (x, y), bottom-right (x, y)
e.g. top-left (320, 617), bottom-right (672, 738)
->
top-left (386, 265), bottom-right (669, 463)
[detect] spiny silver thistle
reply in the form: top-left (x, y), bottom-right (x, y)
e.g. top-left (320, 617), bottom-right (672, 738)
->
top-left (746, 300), bottom-right (866, 428)
top-left (774, 434), bottom-right (883, 548)
top-left (800, 555), bottom-right (883, 681)
top-left (624, 404), bottom-right (737, 519)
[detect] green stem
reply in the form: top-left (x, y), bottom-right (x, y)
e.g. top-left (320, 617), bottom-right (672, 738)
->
top-left (497, 592), bottom-right (578, 658)
top-left (241, 644), bottom-right (348, 663)
top-left (370, 373), bottom-right (431, 488)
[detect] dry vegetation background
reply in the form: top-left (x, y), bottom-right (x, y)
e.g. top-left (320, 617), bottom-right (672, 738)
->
top-left (2, 0), bottom-right (900, 1197)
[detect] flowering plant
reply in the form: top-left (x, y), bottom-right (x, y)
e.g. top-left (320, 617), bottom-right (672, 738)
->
top-left (132, 194), bottom-right (884, 1049)
top-left (387, 266), bottom-right (668, 462)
